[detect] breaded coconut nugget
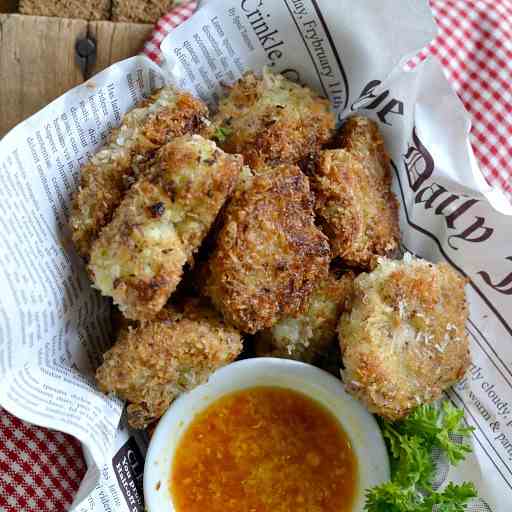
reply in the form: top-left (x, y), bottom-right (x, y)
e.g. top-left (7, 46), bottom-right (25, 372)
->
top-left (338, 255), bottom-right (470, 420)
top-left (96, 300), bottom-right (243, 428)
top-left (255, 270), bottom-right (354, 363)
top-left (211, 69), bottom-right (335, 169)
top-left (205, 165), bottom-right (330, 333)
top-left (88, 135), bottom-right (242, 320)
top-left (311, 149), bottom-right (400, 269)
top-left (70, 87), bottom-right (208, 257)
top-left (337, 115), bottom-right (391, 183)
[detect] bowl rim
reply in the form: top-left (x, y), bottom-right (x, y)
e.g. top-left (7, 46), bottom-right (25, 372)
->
top-left (143, 357), bottom-right (390, 512)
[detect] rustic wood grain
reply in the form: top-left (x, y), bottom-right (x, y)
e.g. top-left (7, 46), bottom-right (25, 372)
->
top-left (0, 14), bottom-right (87, 137)
top-left (88, 20), bottom-right (152, 76)
top-left (0, 15), bottom-right (153, 137)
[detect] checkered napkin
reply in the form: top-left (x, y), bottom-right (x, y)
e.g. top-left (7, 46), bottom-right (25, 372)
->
top-left (143, 0), bottom-right (197, 63)
top-left (0, 408), bottom-right (85, 510)
top-left (424, 0), bottom-right (512, 198)
top-left (1, 1), bottom-right (511, 511)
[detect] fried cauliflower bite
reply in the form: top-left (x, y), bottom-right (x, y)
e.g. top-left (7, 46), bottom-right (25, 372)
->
top-left (311, 148), bottom-right (400, 269)
top-left (96, 300), bottom-right (243, 429)
top-left (205, 165), bottom-right (330, 334)
top-left (338, 255), bottom-right (470, 420)
top-left (337, 115), bottom-right (391, 183)
top-left (255, 270), bottom-right (354, 363)
top-left (88, 135), bottom-right (242, 321)
top-left (210, 69), bottom-right (335, 170)
top-left (70, 87), bottom-right (208, 258)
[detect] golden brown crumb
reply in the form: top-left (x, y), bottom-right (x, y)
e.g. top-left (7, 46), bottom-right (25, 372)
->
top-left (19, 0), bottom-right (110, 20)
top-left (70, 87), bottom-right (208, 258)
top-left (96, 300), bottom-right (243, 429)
top-left (210, 69), bottom-right (335, 170)
top-left (337, 115), bottom-right (391, 183)
top-left (112, 0), bottom-right (174, 23)
top-left (205, 165), bottom-right (330, 333)
top-left (311, 148), bottom-right (400, 269)
top-left (88, 135), bottom-right (242, 321)
top-left (255, 271), bottom-right (354, 363)
top-left (338, 255), bottom-right (470, 420)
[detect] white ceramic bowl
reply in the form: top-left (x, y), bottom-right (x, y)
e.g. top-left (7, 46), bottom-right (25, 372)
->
top-left (144, 357), bottom-right (390, 512)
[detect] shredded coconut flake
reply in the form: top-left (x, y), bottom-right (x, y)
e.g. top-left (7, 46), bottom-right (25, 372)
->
top-left (398, 300), bottom-right (408, 319)
top-left (415, 331), bottom-right (434, 344)
top-left (403, 252), bottom-right (414, 264)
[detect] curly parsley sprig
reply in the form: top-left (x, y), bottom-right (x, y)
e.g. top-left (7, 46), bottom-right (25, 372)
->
top-left (213, 126), bottom-right (232, 143)
top-left (365, 402), bottom-right (478, 512)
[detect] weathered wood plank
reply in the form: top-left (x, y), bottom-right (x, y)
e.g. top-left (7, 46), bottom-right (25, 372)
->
top-left (88, 20), bottom-right (152, 76)
top-left (0, 15), bottom-right (153, 137)
top-left (0, 14), bottom-right (87, 137)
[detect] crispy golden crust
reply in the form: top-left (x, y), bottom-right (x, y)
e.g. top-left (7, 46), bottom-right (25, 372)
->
top-left (337, 115), bottom-right (391, 183)
top-left (70, 87), bottom-right (208, 258)
top-left (255, 271), bottom-right (354, 363)
top-left (311, 149), bottom-right (400, 269)
top-left (88, 135), bottom-right (242, 320)
top-left (210, 69), bottom-right (335, 170)
top-left (338, 255), bottom-right (470, 420)
top-left (96, 300), bottom-right (243, 429)
top-left (205, 165), bottom-right (330, 333)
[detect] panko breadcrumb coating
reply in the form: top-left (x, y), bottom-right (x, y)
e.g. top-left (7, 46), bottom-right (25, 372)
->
top-left (311, 148), bottom-right (400, 269)
top-left (338, 255), bottom-right (470, 420)
top-left (210, 69), bottom-right (335, 170)
top-left (88, 135), bottom-right (242, 320)
top-left (337, 115), bottom-right (391, 183)
top-left (255, 270), bottom-right (354, 363)
top-left (205, 165), bottom-right (330, 334)
top-left (70, 87), bottom-right (208, 257)
top-left (96, 300), bottom-right (243, 428)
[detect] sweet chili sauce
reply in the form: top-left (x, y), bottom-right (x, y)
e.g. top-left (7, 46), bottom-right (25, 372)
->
top-left (171, 386), bottom-right (357, 512)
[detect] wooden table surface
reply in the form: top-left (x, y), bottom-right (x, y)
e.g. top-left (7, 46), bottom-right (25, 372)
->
top-left (0, 13), bottom-right (153, 137)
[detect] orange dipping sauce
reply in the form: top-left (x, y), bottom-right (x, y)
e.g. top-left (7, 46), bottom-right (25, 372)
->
top-left (171, 386), bottom-right (358, 512)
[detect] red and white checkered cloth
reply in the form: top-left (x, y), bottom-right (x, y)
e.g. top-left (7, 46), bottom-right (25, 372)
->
top-left (1, 1), bottom-right (511, 511)
top-left (424, 0), bottom-right (512, 197)
top-left (0, 407), bottom-right (85, 511)
top-left (143, 0), bottom-right (197, 63)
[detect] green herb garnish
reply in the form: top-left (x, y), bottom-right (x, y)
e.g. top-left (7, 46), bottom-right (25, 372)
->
top-left (213, 126), bottom-right (232, 143)
top-left (365, 402), bottom-right (478, 512)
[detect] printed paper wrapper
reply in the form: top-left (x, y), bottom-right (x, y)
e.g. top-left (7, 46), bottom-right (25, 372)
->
top-left (0, 1), bottom-right (511, 510)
